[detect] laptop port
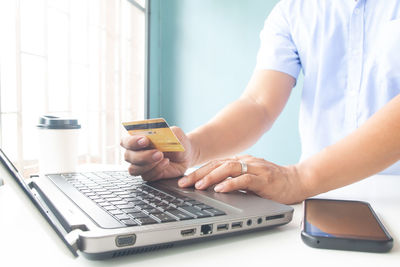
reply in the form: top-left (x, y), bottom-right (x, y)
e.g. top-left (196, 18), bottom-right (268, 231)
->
top-left (217, 224), bottom-right (229, 231)
top-left (200, 224), bottom-right (213, 235)
top-left (231, 221), bottom-right (243, 229)
top-left (246, 219), bottom-right (252, 226)
top-left (181, 228), bottom-right (196, 237)
top-left (115, 234), bottom-right (136, 247)
top-left (266, 214), bottom-right (285, 221)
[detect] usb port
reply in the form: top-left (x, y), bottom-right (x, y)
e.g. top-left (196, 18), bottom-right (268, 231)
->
top-left (217, 224), bottom-right (229, 231)
top-left (181, 228), bottom-right (196, 237)
top-left (231, 221), bottom-right (243, 229)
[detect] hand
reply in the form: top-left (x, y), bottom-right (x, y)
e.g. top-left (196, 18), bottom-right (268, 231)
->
top-left (121, 127), bottom-right (195, 181)
top-left (178, 155), bottom-right (308, 204)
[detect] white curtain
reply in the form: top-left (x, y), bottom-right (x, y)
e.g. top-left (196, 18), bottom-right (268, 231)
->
top-left (0, 0), bottom-right (147, 177)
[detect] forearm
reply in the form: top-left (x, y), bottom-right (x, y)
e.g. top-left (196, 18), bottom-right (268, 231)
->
top-left (188, 97), bottom-right (271, 166)
top-left (298, 94), bottom-right (400, 197)
top-left (188, 70), bottom-right (295, 166)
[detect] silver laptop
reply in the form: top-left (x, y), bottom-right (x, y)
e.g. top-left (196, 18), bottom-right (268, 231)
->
top-left (0, 149), bottom-right (293, 260)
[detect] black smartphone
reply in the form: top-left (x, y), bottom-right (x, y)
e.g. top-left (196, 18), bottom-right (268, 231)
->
top-left (301, 198), bottom-right (393, 252)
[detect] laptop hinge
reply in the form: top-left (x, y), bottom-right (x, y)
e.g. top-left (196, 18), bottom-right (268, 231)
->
top-left (65, 229), bottom-right (83, 253)
top-left (28, 180), bottom-right (80, 257)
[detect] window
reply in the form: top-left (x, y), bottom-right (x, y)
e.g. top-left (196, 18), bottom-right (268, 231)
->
top-left (0, 0), bottom-right (148, 177)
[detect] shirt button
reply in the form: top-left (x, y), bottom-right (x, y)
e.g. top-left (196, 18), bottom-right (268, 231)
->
top-left (354, 8), bottom-right (360, 15)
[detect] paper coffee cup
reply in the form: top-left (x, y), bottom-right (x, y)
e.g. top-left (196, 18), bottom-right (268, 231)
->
top-left (37, 115), bottom-right (81, 174)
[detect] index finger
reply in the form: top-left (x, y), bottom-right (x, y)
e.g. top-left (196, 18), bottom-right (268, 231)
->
top-left (178, 159), bottom-right (224, 187)
top-left (120, 135), bottom-right (150, 150)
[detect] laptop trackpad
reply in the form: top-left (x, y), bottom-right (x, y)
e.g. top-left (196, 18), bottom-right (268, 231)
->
top-left (153, 178), bottom-right (269, 213)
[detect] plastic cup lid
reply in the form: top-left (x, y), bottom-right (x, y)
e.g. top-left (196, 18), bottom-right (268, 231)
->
top-left (37, 115), bottom-right (81, 129)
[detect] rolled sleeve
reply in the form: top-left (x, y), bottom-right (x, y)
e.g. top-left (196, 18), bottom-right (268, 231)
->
top-left (255, 2), bottom-right (301, 80)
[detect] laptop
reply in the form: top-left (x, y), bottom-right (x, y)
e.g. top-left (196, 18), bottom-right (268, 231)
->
top-left (0, 149), bottom-right (293, 260)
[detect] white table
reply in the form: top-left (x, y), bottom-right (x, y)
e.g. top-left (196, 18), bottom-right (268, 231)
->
top-left (0, 171), bottom-right (399, 267)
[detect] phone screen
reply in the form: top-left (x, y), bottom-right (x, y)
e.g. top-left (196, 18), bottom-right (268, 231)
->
top-left (304, 199), bottom-right (389, 240)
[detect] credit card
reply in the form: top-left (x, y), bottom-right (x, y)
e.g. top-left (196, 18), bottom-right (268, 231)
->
top-left (122, 118), bottom-right (185, 152)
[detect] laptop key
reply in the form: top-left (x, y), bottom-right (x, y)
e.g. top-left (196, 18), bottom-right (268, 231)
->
top-left (142, 208), bottom-right (162, 215)
top-left (135, 202), bottom-right (149, 208)
top-left (109, 209), bottom-right (124, 215)
top-left (151, 213), bottom-right (176, 223)
top-left (135, 217), bottom-right (158, 225)
top-left (110, 200), bottom-right (128, 205)
top-left (115, 214), bottom-right (131, 220)
top-left (114, 191), bottom-right (130, 195)
top-left (204, 208), bottom-right (226, 216)
top-left (128, 212), bottom-right (148, 218)
top-left (92, 188), bottom-right (107, 192)
top-left (176, 202), bottom-right (190, 208)
top-left (123, 197), bottom-right (137, 202)
top-left (102, 205), bottom-right (117, 210)
top-left (121, 219), bottom-right (138, 226)
top-left (179, 206), bottom-right (212, 218)
top-left (138, 204), bottom-right (153, 210)
top-left (194, 204), bottom-right (214, 210)
top-left (108, 198), bottom-right (124, 202)
top-left (170, 199), bottom-right (184, 205)
top-left (116, 203), bottom-right (136, 209)
top-left (116, 194), bottom-right (131, 199)
top-left (156, 204), bottom-right (170, 212)
top-left (185, 200), bottom-right (203, 206)
top-left (166, 208), bottom-right (195, 220)
top-left (122, 208), bottom-right (141, 213)
top-left (97, 192), bottom-right (115, 196)
top-left (127, 200), bottom-right (144, 205)
top-left (98, 201), bottom-right (112, 207)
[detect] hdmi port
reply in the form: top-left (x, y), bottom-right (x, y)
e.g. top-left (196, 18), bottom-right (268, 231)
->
top-left (181, 228), bottom-right (196, 237)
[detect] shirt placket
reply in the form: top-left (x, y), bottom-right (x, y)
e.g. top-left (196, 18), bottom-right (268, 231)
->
top-left (345, 0), bottom-right (365, 129)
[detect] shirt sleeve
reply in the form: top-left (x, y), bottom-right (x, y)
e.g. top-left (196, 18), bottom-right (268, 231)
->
top-left (255, 2), bottom-right (301, 80)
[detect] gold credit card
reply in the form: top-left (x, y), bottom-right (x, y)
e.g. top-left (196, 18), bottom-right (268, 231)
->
top-left (122, 118), bottom-right (185, 152)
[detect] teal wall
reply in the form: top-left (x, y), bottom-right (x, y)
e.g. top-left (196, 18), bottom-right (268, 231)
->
top-left (149, 0), bottom-right (302, 166)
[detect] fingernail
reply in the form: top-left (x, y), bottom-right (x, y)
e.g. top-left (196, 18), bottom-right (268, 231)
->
top-left (161, 158), bottom-right (169, 167)
top-left (138, 137), bottom-right (147, 146)
top-left (195, 180), bottom-right (203, 189)
top-left (152, 151), bottom-right (163, 161)
top-left (178, 177), bottom-right (188, 186)
top-left (214, 184), bottom-right (224, 192)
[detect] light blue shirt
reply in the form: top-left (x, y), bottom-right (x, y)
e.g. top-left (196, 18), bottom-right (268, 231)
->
top-left (256, 0), bottom-right (400, 174)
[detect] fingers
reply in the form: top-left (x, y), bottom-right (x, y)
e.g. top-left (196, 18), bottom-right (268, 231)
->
top-left (120, 135), bottom-right (150, 150)
top-left (127, 161), bottom-right (158, 176)
top-left (122, 135), bottom-right (164, 176)
top-left (124, 149), bottom-right (163, 165)
top-left (178, 158), bottom-right (244, 189)
top-left (214, 174), bottom-right (264, 195)
top-left (178, 159), bottom-right (224, 188)
top-left (194, 161), bottom-right (243, 190)
top-left (141, 158), bottom-right (170, 181)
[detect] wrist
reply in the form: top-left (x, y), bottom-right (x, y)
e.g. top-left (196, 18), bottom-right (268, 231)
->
top-left (292, 161), bottom-right (318, 200)
top-left (187, 131), bottom-right (202, 167)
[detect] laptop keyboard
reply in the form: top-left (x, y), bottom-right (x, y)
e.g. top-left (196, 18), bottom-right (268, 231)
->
top-left (62, 171), bottom-right (226, 226)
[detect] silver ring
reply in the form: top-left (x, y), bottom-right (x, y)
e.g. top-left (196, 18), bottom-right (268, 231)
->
top-left (238, 160), bottom-right (247, 175)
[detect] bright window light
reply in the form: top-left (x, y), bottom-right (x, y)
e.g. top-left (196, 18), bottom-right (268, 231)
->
top-left (0, 0), bottom-right (147, 177)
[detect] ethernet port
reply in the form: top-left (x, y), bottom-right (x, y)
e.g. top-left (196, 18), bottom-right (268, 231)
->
top-left (200, 224), bottom-right (213, 235)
